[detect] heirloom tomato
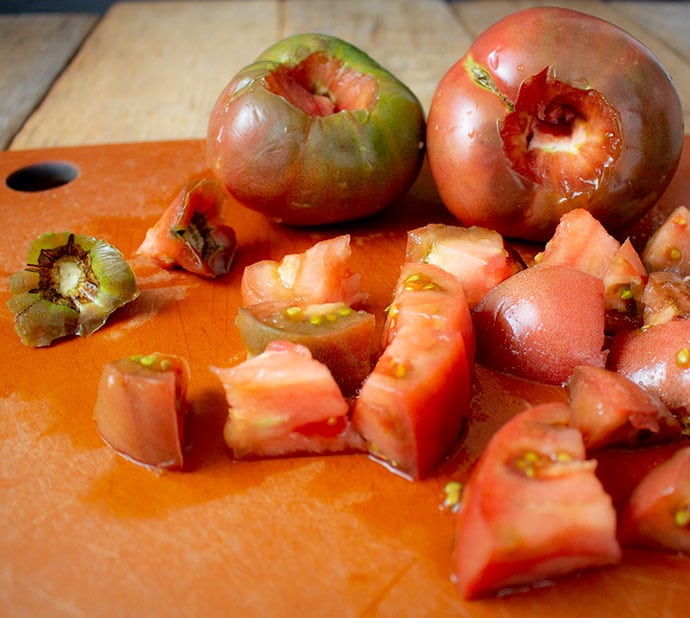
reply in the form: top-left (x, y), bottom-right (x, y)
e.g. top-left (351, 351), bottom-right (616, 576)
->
top-left (207, 33), bottom-right (425, 225)
top-left (453, 402), bottom-right (621, 599)
top-left (426, 6), bottom-right (684, 241)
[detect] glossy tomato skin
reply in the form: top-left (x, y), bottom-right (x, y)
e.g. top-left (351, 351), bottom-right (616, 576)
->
top-left (207, 34), bottom-right (425, 225)
top-left (427, 7), bottom-right (684, 241)
top-left (454, 402), bottom-right (621, 599)
top-left (473, 265), bottom-right (606, 385)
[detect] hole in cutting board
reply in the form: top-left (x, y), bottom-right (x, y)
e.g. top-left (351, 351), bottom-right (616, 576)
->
top-left (5, 161), bottom-right (79, 192)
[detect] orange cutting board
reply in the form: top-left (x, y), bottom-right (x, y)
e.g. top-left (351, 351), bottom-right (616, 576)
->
top-left (1, 139), bottom-right (689, 616)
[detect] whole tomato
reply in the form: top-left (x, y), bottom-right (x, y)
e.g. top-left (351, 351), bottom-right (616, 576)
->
top-left (426, 7), bottom-right (684, 242)
top-left (207, 33), bottom-right (425, 225)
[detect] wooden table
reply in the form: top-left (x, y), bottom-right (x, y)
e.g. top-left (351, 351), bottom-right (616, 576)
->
top-left (2, 0), bottom-right (689, 150)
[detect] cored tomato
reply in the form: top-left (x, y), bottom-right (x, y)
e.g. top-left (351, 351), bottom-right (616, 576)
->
top-left (93, 353), bottom-right (190, 470)
top-left (426, 7), bottom-right (684, 241)
top-left (235, 301), bottom-right (376, 396)
top-left (353, 263), bottom-right (475, 479)
top-left (240, 234), bottom-right (367, 307)
top-left (453, 402), bottom-right (621, 599)
top-left (212, 341), bottom-right (363, 458)
top-left (473, 265), bottom-right (606, 385)
top-left (619, 446), bottom-right (690, 553)
top-left (137, 178), bottom-right (237, 277)
top-left (568, 365), bottom-right (679, 451)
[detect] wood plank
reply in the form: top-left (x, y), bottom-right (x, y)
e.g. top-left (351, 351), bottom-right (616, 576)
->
top-left (449, 1), bottom-right (690, 127)
top-left (0, 13), bottom-right (97, 150)
top-left (282, 0), bottom-right (474, 115)
top-left (9, 1), bottom-right (281, 150)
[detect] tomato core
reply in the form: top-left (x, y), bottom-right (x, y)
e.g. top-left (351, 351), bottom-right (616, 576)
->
top-left (264, 51), bottom-right (379, 116)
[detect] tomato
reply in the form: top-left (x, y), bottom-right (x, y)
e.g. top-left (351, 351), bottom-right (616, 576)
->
top-left (473, 265), bottom-right (606, 385)
top-left (206, 33), bottom-right (425, 225)
top-left (93, 353), bottom-right (190, 470)
top-left (426, 6), bottom-right (684, 241)
top-left (240, 234), bottom-right (367, 307)
top-left (603, 238), bottom-right (648, 330)
top-left (642, 271), bottom-right (690, 326)
top-left (136, 178), bottom-right (237, 277)
top-left (619, 446), bottom-right (690, 553)
top-left (352, 264), bottom-right (474, 479)
top-left (235, 301), bottom-right (376, 396)
top-left (212, 341), bottom-right (363, 458)
top-left (568, 365), bottom-right (680, 451)
top-left (641, 205), bottom-right (690, 277)
top-left (607, 320), bottom-right (690, 419)
top-left (404, 223), bottom-right (523, 309)
top-left (453, 402), bottom-right (621, 599)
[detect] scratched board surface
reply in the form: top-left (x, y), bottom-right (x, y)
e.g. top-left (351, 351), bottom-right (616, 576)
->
top-left (1, 140), bottom-right (689, 616)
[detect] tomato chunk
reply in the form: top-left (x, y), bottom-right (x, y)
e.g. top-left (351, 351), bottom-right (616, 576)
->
top-left (619, 446), bottom-right (690, 553)
top-left (93, 353), bottom-right (190, 470)
top-left (641, 271), bottom-right (690, 326)
top-left (212, 341), bottom-right (363, 458)
top-left (353, 263), bottom-right (475, 479)
top-left (641, 205), bottom-right (690, 277)
top-left (453, 402), bottom-right (621, 599)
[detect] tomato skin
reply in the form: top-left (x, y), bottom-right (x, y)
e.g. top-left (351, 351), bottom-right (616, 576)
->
top-left (619, 446), bottom-right (690, 553)
top-left (93, 353), bottom-right (190, 470)
top-left (207, 34), bottom-right (425, 225)
top-left (473, 265), bottom-right (606, 385)
top-left (607, 320), bottom-right (690, 417)
top-left (427, 7), bottom-right (683, 241)
top-left (454, 402), bottom-right (621, 599)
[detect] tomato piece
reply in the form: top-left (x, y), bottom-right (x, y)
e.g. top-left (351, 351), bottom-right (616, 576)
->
top-left (353, 263), bottom-right (474, 479)
top-left (608, 320), bottom-right (690, 420)
top-left (137, 178), bottom-right (237, 277)
top-left (603, 238), bottom-right (648, 330)
top-left (619, 446), bottom-right (690, 553)
top-left (212, 341), bottom-right (363, 458)
top-left (240, 234), bottom-right (367, 307)
top-left (453, 402), bottom-right (621, 599)
top-left (473, 265), bottom-right (606, 385)
top-left (93, 353), bottom-right (190, 470)
top-left (641, 205), bottom-right (690, 276)
top-left (236, 301), bottom-right (376, 396)
top-left (568, 365), bottom-right (680, 450)
top-left (405, 223), bottom-right (523, 309)
top-left (642, 271), bottom-right (690, 326)
top-left (535, 208), bottom-right (620, 279)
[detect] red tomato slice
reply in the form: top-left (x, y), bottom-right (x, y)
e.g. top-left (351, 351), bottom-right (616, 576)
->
top-left (642, 205), bottom-right (690, 276)
top-left (353, 263), bottom-right (475, 479)
top-left (405, 223), bottom-right (523, 309)
top-left (93, 353), bottom-right (190, 470)
top-left (453, 402), bottom-right (621, 599)
top-left (240, 234), bottom-right (367, 307)
top-left (137, 178), bottom-right (237, 277)
top-left (473, 265), bottom-right (606, 385)
top-left (619, 446), bottom-right (690, 553)
top-left (212, 341), bottom-right (363, 458)
top-left (568, 365), bottom-right (680, 450)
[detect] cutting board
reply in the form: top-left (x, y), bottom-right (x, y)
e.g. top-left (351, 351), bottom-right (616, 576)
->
top-left (1, 139), bottom-right (689, 617)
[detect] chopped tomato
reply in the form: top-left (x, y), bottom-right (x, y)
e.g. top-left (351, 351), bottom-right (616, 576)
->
top-left (568, 365), bottom-right (680, 450)
top-left (353, 263), bottom-right (474, 479)
top-left (603, 238), bottom-right (648, 330)
top-left (641, 205), bottom-right (690, 276)
top-left (212, 341), bottom-right (363, 458)
top-left (404, 223), bottom-right (523, 309)
top-left (641, 271), bottom-right (690, 326)
top-left (240, 234), bottom-right (367, 307)
top-left (608, 320), bottom-right (690, 419)
top-left (235, 301), bottom-right (376, 396)
top-left (473, 265), bottom-right (606, 385)
top-left (535, 208), bottom-right (620, 279)
top-left (619, 446), bottom-right (690, 553)
top-left (93, 352), bottom-right (190, 470)
top-left (453, 402), bottom-right (621, 599)
top-left (137, 178), bottom-right (237, 277)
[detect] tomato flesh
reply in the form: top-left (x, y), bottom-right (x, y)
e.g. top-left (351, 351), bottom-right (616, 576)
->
top-left (641, 205), bottom-right (690, 276)
top-left (642, 271), bottom-right (690, 326)
top-left (93, 353), bottom-right (190, 470)
top-left (453, 402), bottom-right (621, 599)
